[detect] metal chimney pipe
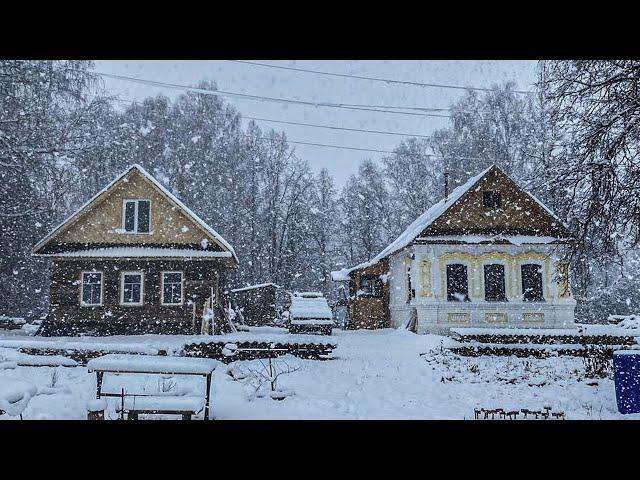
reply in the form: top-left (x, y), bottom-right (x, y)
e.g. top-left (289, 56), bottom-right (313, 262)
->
top-left (444, 170), bottom-right (450, 201)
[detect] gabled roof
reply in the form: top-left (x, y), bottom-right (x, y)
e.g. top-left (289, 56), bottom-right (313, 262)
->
top-left (331, 164), bottom-right (568, 280)
top-left (32, 164), bottom-right (238, 263)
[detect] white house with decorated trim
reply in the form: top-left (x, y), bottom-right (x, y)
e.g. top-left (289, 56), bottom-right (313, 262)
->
top-left (331, 164), bottom-right (576, 334)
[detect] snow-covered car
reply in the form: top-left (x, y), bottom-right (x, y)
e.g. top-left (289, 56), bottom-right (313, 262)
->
top-left (288, 292), bottom-right (334, 335)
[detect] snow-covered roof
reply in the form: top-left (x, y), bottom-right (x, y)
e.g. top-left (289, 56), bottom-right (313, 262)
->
top-left (414, 235), bottom-right (566, 245)
top-left (40, 247), bottom-right (234, 259)
top-left (331, 165), bottom-right (493, 280)
top-left (230, 283), bottom-right (281, 293)
top-left (289, 295), bottom-right (333, 320)
top-left (331, 164), bottom-right (568, 280)
top-left (32, 164), bottom-right (238, 264)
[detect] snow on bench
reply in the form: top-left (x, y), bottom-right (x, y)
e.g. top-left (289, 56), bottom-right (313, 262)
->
top-left (0, 379), bottom-right (37, 417)
top-left (87, 354), bottom-right (218, 375)
top-left (117, 395), bottom-right (206, 414)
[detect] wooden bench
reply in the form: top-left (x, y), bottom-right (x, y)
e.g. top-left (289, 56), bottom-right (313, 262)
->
top-left (116, 395), bottom-right (206, 420)
top-left (87, 354), bottom-right (218, 420)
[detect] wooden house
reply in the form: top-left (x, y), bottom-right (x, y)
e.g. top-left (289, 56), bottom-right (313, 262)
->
top-left (32, 164), bottom-right (238, 336)
top-left (331, 165), bottom-right (576, 334)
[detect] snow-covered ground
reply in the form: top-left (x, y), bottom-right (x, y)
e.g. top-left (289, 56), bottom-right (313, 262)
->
top-left (0, 328), bottom-right (638, 420)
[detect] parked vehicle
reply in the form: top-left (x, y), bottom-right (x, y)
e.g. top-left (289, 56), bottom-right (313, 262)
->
top-left (288, 292), bottom-right (334, 335)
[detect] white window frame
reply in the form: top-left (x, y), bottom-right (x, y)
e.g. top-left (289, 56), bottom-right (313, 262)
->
top-left (120, 271), bottom-right (144, 306)
top-left (121, 199), bottom-right (152, 234)
top-left (80, 271), bottom-right (103, 307)
top-left (161, 271), bottom-right (184, 306)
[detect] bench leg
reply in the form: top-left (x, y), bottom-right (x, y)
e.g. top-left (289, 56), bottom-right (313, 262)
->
top-left (204, 373), bottom-right (212, 420)
top-left (96, 372), bottom-right (104, 399)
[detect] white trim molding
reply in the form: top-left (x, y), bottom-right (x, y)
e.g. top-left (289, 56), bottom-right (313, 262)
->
top-left (120, 271), bottom-right (144, 306)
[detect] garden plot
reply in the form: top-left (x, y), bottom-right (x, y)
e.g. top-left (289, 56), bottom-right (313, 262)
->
top-left (1, 328), bottom-right (639, 420)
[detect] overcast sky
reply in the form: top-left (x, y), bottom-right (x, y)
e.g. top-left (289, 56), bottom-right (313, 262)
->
top-left (95, 60), bottom-right (538, 188)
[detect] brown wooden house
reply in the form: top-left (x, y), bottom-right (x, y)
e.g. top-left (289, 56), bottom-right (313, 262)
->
top-left (32, 164), bottom-right (238, 336)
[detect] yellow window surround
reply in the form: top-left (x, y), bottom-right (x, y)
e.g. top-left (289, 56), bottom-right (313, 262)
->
top-left (556, 262), bottom-right (571, 298)
top-left (436, 251), bottom-right (553, 301)
top-left (419, 257), bottom-right (432, 297)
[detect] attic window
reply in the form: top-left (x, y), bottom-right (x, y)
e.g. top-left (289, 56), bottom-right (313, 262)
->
top-left (483, 191), bottom-right (502, 209)
top-left (123, 199), bottom-right (151, 233)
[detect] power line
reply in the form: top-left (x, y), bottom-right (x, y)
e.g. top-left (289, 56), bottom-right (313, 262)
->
top-left (241, 115), bottom-right (430, 139)
top-left (243, 134), bottom-right (397, 154)
top-left (112, 98), bottom-right (432, 138)
top-left (229, 60), bottom-right (534, 95)
top-left (109, 98), bottom-right (488, 159)
top-left (244, 133), bottom-right (490, 161)
top-left (88, 70), bottom-right (451, 119)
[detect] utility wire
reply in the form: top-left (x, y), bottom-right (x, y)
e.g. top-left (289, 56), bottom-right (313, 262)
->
top-left (244, 135), bottom-right (397, 154)
top-left (229, 60), bottom-right (534, 95)
top-left (87, 70), bottom-right (451, 118)
top-left (111, 97), bottom-right (486, 158)
top-left (112, 98), bottom-right (432, 138)
top-left (241, 115), bottom-right (431, 138)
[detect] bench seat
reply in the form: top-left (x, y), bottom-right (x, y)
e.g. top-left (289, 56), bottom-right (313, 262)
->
top-left (116, 395), bottom-right (205, 415)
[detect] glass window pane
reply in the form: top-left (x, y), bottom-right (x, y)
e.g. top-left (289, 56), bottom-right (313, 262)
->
top-left (522, 264), bottom-right (544, 301)
top-left (122, 273), bottom-right (142, 303)
top-left (163, 273), bottom-right (182, 304)
top-left (484, 264), bottom-right (506, 302)
top-left (82, 272), bottom-right (102, 305)
top-left (165, 272), bottom-right (182, 284)
top-left (447, 264), bottom-right (469, 302)
top-left (137, 200), bottom-right (150, 233)
top-left (124, 201), bottom-right (136, 232)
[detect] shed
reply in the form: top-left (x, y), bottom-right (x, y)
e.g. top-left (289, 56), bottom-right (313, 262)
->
top-left (229, 283), bottom-right (282, 326)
